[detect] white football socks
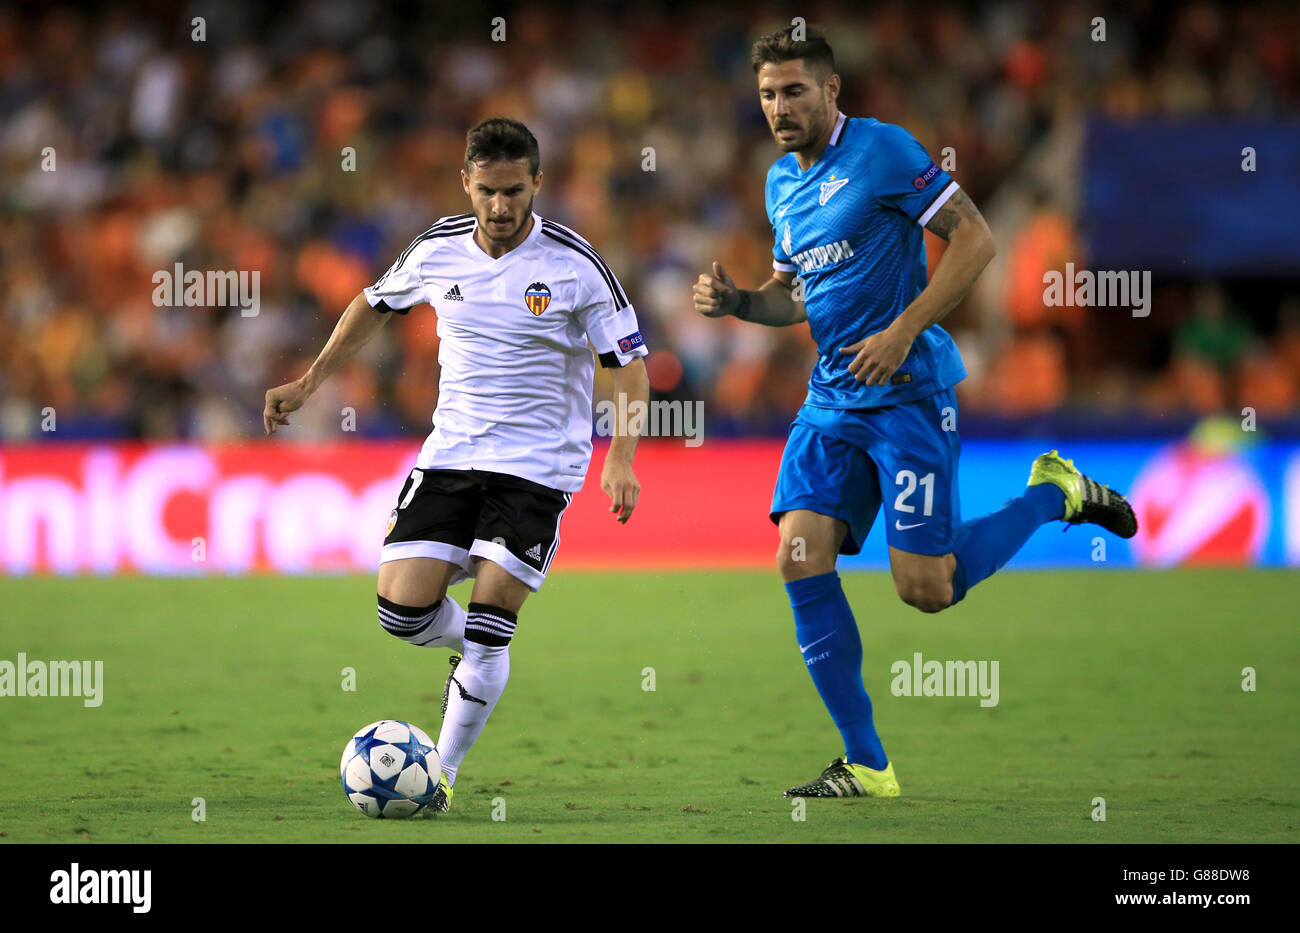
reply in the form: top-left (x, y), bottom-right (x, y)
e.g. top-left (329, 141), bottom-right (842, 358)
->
top-left (436, 603), bottom-right (517, 786)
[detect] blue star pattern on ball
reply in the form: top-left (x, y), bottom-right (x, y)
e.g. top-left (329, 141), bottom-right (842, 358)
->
top-left (340, 720), bottom-right (441, 819)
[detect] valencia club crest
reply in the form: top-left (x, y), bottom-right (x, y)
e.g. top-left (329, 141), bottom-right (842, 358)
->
top-left (525, 282), bottom-right (551, 315)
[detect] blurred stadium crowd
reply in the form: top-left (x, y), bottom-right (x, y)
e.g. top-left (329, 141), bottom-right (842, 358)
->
top-left (1, 0), bottom-right (1297, 441)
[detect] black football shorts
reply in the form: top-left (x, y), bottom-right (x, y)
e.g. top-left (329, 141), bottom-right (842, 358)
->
top-left (380, 468), bottom-right (573, 592)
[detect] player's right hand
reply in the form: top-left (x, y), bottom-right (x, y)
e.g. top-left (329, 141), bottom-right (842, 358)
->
top-left (694, 261), bottom-right (739, 318)
top-left (263, 378), bottom-right (311, 435)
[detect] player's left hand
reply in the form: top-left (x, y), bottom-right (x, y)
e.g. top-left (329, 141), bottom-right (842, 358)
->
top-left (839, 324), bottom-right (914, 386)
top-left (601, 458), bottom-right (640, 524)
top-left (263, 377), bottom-right (312, 434)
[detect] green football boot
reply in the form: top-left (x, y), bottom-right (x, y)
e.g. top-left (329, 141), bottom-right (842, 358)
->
top-left (1028, 449), bottom-right (1138, 539)
top-left (783, 757), bottom-right (901, 798)
top-left (429, 770), bottom-right (453, 814)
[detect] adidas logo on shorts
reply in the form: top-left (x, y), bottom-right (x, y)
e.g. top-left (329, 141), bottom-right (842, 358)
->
top-left (525, 543), bottom-right (542, 561)
top-left (443, 284), bottom-right (464, 301)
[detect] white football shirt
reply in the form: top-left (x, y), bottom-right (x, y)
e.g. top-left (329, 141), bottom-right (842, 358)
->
top-left (363, 212), bottom-right (648, 493)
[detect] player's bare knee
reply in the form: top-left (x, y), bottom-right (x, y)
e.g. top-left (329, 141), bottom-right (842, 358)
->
top-left (895, 580), bottom-right (953, 614)
top-left (471, 585), bottom-right (522, 613)
top-left (775, 541), bottom-right (799, 579)
top-left (777, 538), bottom-right (834, 581)
top-left (469, 561), bottom-right (531, 614)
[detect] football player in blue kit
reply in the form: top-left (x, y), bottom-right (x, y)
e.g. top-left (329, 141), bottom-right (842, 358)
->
top-left (694, 26), bottom-right (1137, 799)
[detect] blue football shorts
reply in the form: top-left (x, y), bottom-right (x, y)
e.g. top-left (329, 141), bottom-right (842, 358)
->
top-left (770, 388), bottom-right (962, 557)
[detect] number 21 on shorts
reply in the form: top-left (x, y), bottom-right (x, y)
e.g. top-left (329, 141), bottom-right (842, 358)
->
top-left (894, 470), bottom-right (934, 516)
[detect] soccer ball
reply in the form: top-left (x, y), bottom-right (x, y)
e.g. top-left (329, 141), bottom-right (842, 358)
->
top-left (340, 720), bottom-right (441, 819)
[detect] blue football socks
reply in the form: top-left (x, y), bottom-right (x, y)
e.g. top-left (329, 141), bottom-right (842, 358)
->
top-left (785, 571), bottom-right (888, 770)
top-left (950, 483), bottom-right (1064, 605)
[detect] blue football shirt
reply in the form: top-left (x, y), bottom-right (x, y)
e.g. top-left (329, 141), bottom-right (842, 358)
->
top-left (766, 113), bottom-right (968, 409)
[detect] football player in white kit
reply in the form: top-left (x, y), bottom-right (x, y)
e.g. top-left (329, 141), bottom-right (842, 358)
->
top-left (263, 118), bottom-right (650, 812)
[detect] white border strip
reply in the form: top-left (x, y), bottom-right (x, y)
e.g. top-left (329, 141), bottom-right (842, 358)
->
top-left (543, 493), bottom-right (573, 572)
top-left (828, 111), bottom-right (848, 146)
top-left (379, 540), bottom-right (471, 573)
top-left (917, 181), bottom-right (960, 227)
top-left (470, 538), bottom-right (545, 592)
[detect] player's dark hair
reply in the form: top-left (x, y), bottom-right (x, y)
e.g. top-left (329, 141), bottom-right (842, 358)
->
top-left (464, 117), bottom-right (540, 177)
top-left (750, 25), bottom-right (836, 84)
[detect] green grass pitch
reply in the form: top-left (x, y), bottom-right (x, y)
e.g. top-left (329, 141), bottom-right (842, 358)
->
top-left (0, 569), bottom-right (1296, 843)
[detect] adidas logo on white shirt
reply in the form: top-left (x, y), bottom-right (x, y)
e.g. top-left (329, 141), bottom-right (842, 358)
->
top-left (524, 543), bottom-right (542, 561)
top-left (443, 284), bottom-right (464, 301)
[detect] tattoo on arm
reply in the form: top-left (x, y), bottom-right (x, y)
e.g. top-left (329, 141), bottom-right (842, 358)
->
top-left (924, 189), bottom-right (979, 241)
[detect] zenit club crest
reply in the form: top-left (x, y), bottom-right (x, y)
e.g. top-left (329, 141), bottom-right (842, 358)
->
top-left (525, 282), bottom-right (551, 316)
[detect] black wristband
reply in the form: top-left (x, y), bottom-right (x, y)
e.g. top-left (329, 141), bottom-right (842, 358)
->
top-left (733, 290), bottom-right (752, 321)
